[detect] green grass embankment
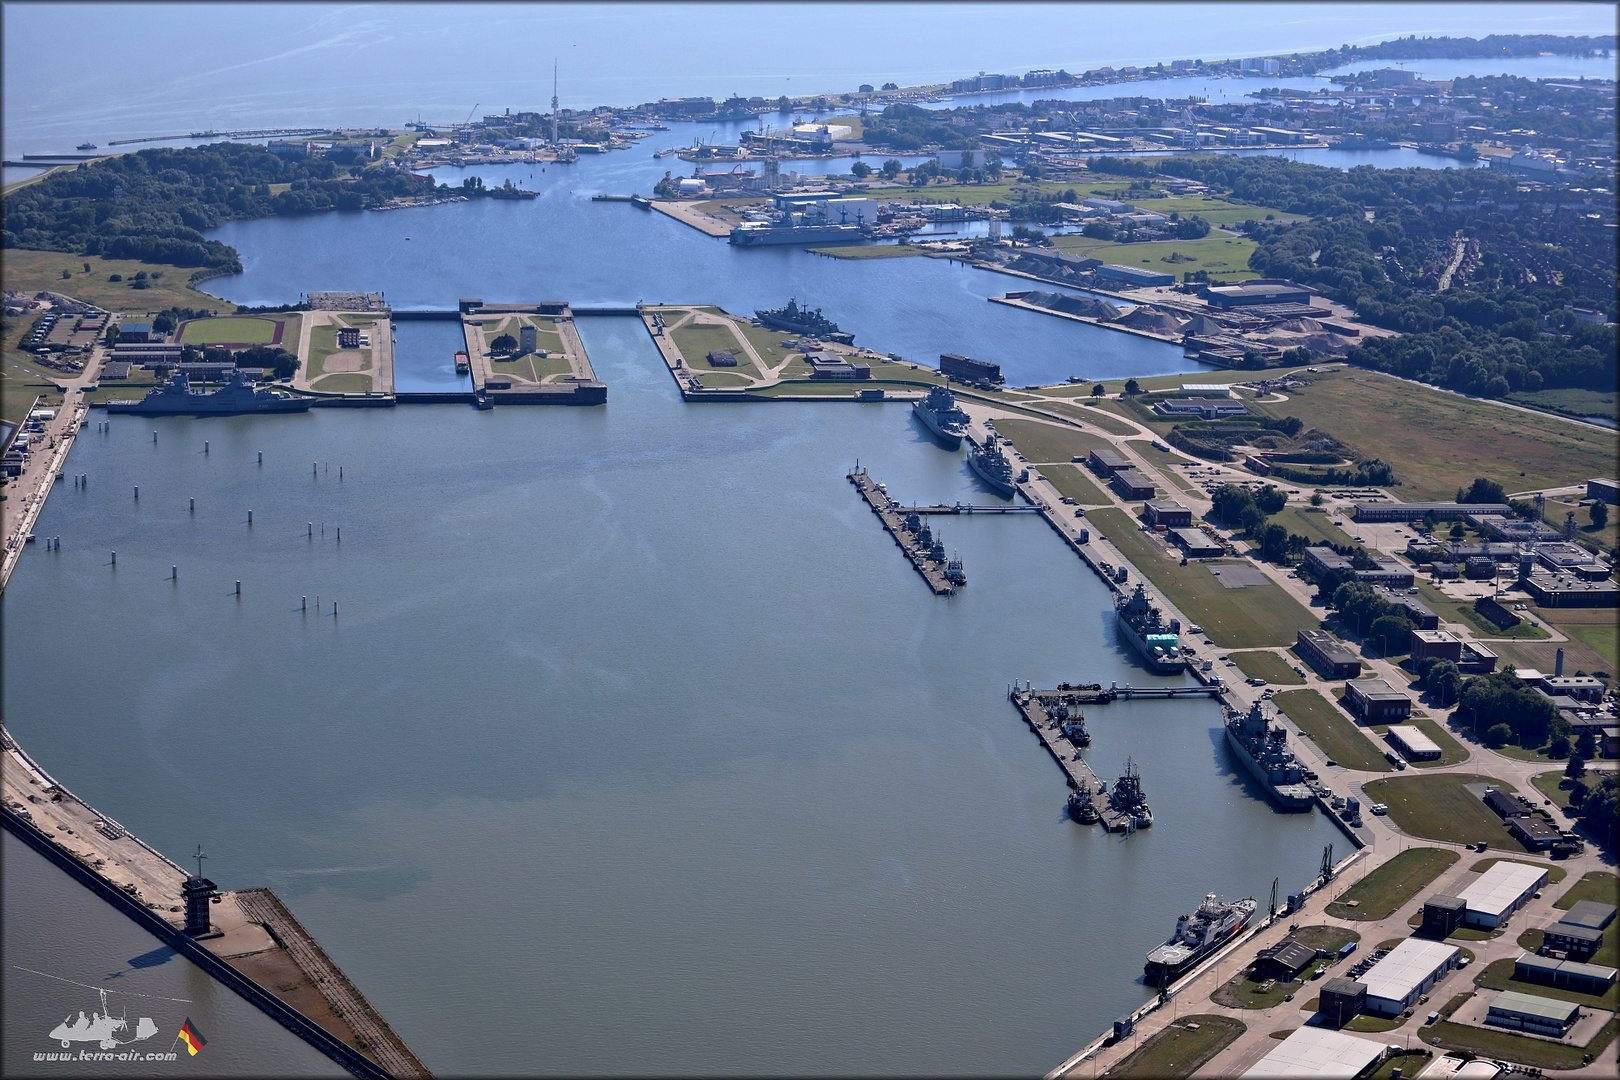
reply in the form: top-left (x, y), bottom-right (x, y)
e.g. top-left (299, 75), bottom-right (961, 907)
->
top-left (1361, 773), bottom-right (1531, 852)
top-left (1107, 1016), bottom-right (1246, 1079)
top-left (1326, 848), bottom-right (1458, 921)
top-left (1272, 689), bottom-right (1390, 772)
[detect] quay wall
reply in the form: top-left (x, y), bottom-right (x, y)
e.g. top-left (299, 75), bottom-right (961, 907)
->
top-left (2, 807), bottom-right (391, 1080)
top-left (389, 310), bottom-right (459, 321)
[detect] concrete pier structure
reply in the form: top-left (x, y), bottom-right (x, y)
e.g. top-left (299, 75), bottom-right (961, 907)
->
top-left (458, 300), bottom-right (605, 404)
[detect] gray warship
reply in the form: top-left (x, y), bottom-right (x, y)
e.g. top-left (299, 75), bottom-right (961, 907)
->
top-left (913, 385), bottom-right (969, 449)
top-left (1114, 584), bottom-right (1187, 672)
top-left (105, 372), bottom-right (312, 415)
top-left (968, 434), bottom-right (1017, 498)
top-left (1225, 700), bottom-right (1315, 811)
top-left (754, 298), bottom-right (853, 342)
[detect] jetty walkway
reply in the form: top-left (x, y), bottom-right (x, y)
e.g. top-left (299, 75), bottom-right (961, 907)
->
top-left (848, 468), bottom-right (957, 595)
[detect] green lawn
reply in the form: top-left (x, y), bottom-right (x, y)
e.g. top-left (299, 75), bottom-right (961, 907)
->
top-left (1532, 771), bottom-right (1573, 809)
top-left (310, 374), bottom-right (372, 393)
top-left (1504, 386), bottom-right (1619, 425)
top-left (1050, 235), bottom-right (1259, 282)
top-left (1214, 925), bottom-right (1359, 1010)
top-left (1107, 1016), bottom-right (1246, 1079)
top-left (0, 249), bottom-right (228, 315)
top-left (1368, 1053), bottom-right (1434, 1080)
top-left (1557, 870), bottom-right (1620, 910)
top-left (1266, 506), bottom-right (1355, 549)
top-left (990, 418), bottom-right (1115, 463)
top-left (1272, 688), bottom-right (1390, 772)
top-left (1043, 463), bottom-right (1111, 505)
top-left (176, 315), bottom-right (282, 345)
top-left (1361, 773), bottom-right (1531, 852)
top-left (1253, 369), bottom-right (1620, 502)
top-left (1230, 651), bottom-right (1305, 685)
top-left (1326, 850), bottom-right (1460, 922)
top-left (808, 243), bottom-right (930, 259)
top-left (1089, 508), bottom-right (1319, 648)
top-left (670, 323), bottom-right (761, 379)
top-left (1129, 440), bottom-right (1203, 496)
top-left (1429, 1016), bottom-right (1618, 1071)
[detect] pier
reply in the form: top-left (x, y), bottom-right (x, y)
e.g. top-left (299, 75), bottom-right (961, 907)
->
top-left (1008, 690), bottom-right (1133, 832)
top-left (848, 469), bottom-right (957, 595)
top-left (894, 502), bottom-right (1040, 515)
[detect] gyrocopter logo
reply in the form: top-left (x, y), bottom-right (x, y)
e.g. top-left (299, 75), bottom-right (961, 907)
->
top-left (17, 965), bottom-right (199, 1064)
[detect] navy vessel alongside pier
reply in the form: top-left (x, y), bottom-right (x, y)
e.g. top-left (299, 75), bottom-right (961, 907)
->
top-left (912, 385), bottom-right (969, 449)
top-left (968, 434), bottom-right (1018, 498)
top-left (731, 220), bottom-right (863, 247)
top-left (1114, 584), bottom-right (1187, 672)
top-left (1109, 758), bottom-right (1153, 829)
top-left (1225, 701), bottom-right (1316, 811)
top-left (105, 372), bottom-right (313, 415)
top-left (755, 298), bottom-right (854, 343)
top-left (1144, 893), bottom-right (1258, 984)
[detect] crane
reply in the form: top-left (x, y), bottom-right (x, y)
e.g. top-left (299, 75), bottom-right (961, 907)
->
top-left (463, 102), bottom-right (480, 128)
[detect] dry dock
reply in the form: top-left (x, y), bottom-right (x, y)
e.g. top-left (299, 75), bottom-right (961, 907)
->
top-left (848, 469), bottom-right (957, 595)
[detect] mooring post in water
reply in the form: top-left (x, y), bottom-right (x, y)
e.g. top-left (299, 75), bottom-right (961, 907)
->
top-left (133, 486), bottom-right (138, 499)
top-left (153, 431), bottom-right (157, 442)
top-left (190, 497), bottom-right (195, 512)
top-left (111, 551), bottom-right (116, 565)
top-left (204, 441), bottom-right (209, 454)
top-left (258, 451), bottom-right (263, 464)
top-left (333, 601), bottom-right (338, 617)
top-left (308, 522), bottom-right (313, 538)
top-left (172, 565), bottom-right (177, 579)
top-left (336, 527), bottom-right (340, 541)
top-left (236, 580), bottom-right (241, 595)
top-left (248, 510), bottom-right (253, 524)
top-left (313, 462), bottom-right (318, 475)
top-left (302, 596), bottom-right (307, 611)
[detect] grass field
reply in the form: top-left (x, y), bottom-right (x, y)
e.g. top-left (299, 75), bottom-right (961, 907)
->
top-left (1558, 871), bottom-right (1620, 911)
top-left (176, 315), bottom-right (282, 345)
top-left (1266, 506), bottom-right (1355, 550)
top-left (1043, 463), bottom-right (1111, 505)
top-left (1414, 582), bottom-right (1552, 642)
top-left (1050, 235), bottom-right (1258, 281)
top-left (1361, 773), bottom-right (1531, 852)
top-left (670, 323), bottom-right (764, 379)
top-left (1504, 386), bottom-right (1619, 425)
top-left (1036, 400), bottom-right (1141, 435)
top-left (1368, 1052), bottom-right (1435, 1080)
top-left (809, 244), bottom-right (930, 259)
top-left (1272, 688), bottom-right (1390, 772)
top-left (1429, 1016), bottom-right (1617, 1071)
top-left (990, 418), bottom-right (1116, 463)
top-left (1107, 1016), bottom-right (1246, 1079)
top-left (1230, 651), bottom-right (1305, 685)
top-left (1089, 508), bottom-right (1319, 648)
top-left (1214, 925), bottom-right (1359, 1009)
top-left (1129, 440), bottom-right (1203, 496)
top-left (1, 250), bottom-right (228, 314)
top-left (1253, 369), bottom-right (1620, 501)
top-left (1327, 848), bottom-right (1459, 921)
top-left (310, 373), bottom-right (372, 393)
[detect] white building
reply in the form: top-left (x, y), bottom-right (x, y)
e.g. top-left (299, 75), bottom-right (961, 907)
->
top-left (1386, 725), bottom-right (1442, 762)
top-left (1455, 861), bottom-right (1548, 929)
top-left (1360, 938), bottom-right (1460, 1016)
top-left (1242, 1026), bottom-right (1386, 1078)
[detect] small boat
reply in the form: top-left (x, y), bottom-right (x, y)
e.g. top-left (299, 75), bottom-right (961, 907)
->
top-left (77, 142), bottom-right (98, 151)
top-left (454, 350), bottom-right (470, 373)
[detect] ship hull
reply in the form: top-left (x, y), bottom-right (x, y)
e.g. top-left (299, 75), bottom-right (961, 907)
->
top-left (106, 398), bottom-right (311, 415)
top-left (730, 225), bottom-right (862, 246)
top-left (968, 451), bottom-right (1017, 498)
top-left (912, 401), bottom-right (965, 449)
top-left (1144, 912), bottom-right (1252, 982)
top-left (1224, 725), bottom-right (1315, 810)
top-left (1115, 621), bottom-right (1187, 672)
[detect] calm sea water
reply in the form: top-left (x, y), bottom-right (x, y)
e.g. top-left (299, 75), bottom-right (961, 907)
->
top-left (3, 317), bottom-right (1345, 1074)
top-left (2, 833), bottom-right (347, 1078)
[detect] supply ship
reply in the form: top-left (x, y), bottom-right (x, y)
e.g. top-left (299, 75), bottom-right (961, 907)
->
top-left (730, 220), bottom-right (862, 247)
top-left (912, 385), bottom-right (969, 449)
top-left (1144, 893), bottom-right (1258, 984)
top-left (1225, 701), bottom-right (1315, 810)
top-left (1114, 584), bottom-right (1187, 672)
top-left (105, 371), bottom-right (312, 415)
top-left (968, 434), bottom-right (1018, 498)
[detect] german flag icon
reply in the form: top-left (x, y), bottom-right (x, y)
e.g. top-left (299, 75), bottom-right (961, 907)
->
top-left (178, 1018), bottom-right (208, 1056)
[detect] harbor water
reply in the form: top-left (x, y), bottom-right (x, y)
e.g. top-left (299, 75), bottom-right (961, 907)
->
top-left (2, 317), bottom-right (1345, 1074)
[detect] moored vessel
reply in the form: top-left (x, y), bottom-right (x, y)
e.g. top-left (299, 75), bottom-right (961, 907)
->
top-left (105, 371), bottom-right (312, 415)
top-left (1110, 758), bottom-right (1153, 828)
top-left (912, 384), bottom-right (968, 449)
top-left (1144, 893), bottom-right (1258, 984)
top-left (1225, 701), bottom-right (1315, 810)
top-left (967, 434), bottom-right (1017, 498)
top-left (1114, 584), bottom-right (1186, 672)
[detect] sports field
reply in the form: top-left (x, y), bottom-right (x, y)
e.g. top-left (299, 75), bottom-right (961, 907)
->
top-left (176, 316), bottom-right (283, 346)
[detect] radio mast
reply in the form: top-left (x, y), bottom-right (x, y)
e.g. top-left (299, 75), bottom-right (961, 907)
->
top-left (551, 61), bottom-right (560, 146)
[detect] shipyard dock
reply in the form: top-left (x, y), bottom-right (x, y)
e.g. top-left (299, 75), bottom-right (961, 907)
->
top-left (1008, 689), bottom-right (1136, 831)
top-left (849, 468), bottom-right (958, 595)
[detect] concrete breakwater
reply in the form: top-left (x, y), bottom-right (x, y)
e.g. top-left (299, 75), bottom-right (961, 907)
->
top-left (2, 728), bottom-right (428, 1078)
top-left (848, 468), bottom-right (958, 595)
